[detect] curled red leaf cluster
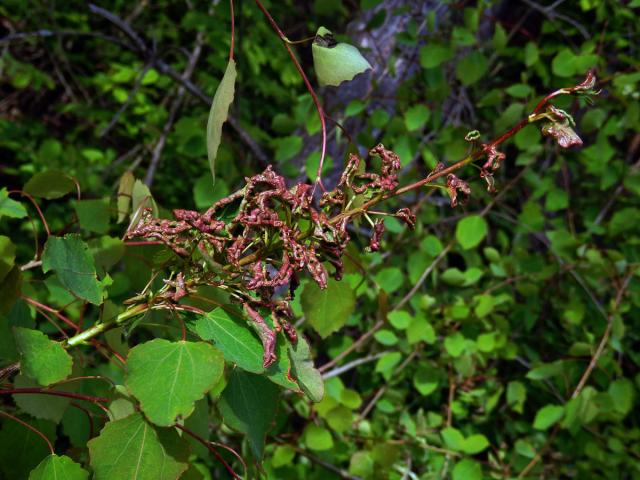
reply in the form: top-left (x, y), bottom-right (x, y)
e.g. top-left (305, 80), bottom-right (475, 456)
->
top-left (126, 144), bottom-right (410, 367)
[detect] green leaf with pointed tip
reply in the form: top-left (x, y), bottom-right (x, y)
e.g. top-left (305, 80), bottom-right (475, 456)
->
top-left (126, 339), bottom-right (224, 426)
top-left (0, 187), bottom-right (27, 220)
top-left (131, 180), bottom-right (158, 219)
top-left (117, 171), bottom-right (135, 223)
top-left (288, 335), bottom-right (324, 402)
top-left (312, 27), bottom-right (372, 87)
top-left (14, 327), bottom-right (72, 386)
top-left (0, 235), bottom-right (16, 283)
top-left (0, 266), bottom-right (22, 315)
top-left (193, 307), bottom-right (264, 373)
top-left (24, 170), bottom-right (75, 199)
top-left (207, 59), bottom-right (236, 184)
top-left (301, 277), bottom-right (355, 338)
top-left (88, 413), bottom-right (187, 480)
top-left (456, 215), bottom-right (488, 250)
top-left (41, 234), bottom-right (104, 305)
top-left (29, 454), bottom-right (89, 480)
top-left (218, 369), bottom-right (279, 459)
top-left (533, 404), bottom-right (565, 430)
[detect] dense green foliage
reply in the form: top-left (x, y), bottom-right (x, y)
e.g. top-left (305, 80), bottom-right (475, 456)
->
top-left (1, 1), bottom-right (640, 479)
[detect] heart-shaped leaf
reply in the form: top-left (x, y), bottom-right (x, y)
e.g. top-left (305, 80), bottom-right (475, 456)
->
top-left (29, 454), bottom-right (89, 480)
top-left (88, 413), bottom-right (187, 480)
top-left (126, 339), bottom-right (224, 426)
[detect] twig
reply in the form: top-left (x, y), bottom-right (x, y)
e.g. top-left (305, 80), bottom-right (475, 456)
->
top-left (1, 388), bottom-right (109, 404)
top-left (144, 32), bottom-right (204, 186)
top-left (85, 4), bottom-right (269, 166)
top-left (174, 424), bottom-right (243, 479)
top-left (287, 444), bottom-right (359, 479)
top-left (321, 352), bottom-right (387, 380)
top-left (253, 0), bottom-right (327, 190)
top-left (100, 62), bottom-right (152, 137)
top-left (521, 0), bottom-right (589, 40)
top-left (570, 271), bottom-right (634, 399)
top-left (395, 244), bottom-right (453, 310)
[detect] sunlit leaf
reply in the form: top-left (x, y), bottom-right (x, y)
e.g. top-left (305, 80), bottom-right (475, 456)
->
top-left (29, 454), bottom-right (89, 480)
top-left (301, 277), bottom-right (355, 338)
top-left (88, 413), bottom-right (188, 480)
top-left (312, 27), bottom-right (372, 87)
top-left (206, 59), bottom-right (236, 184)
top-left (126, 339), bottom-right (224, 426)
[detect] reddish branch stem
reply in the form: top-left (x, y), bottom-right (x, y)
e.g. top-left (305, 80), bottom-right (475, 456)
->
top-left (253, 0), bottom-right (327, 190)
top-left (174, 424), bottom-right (242, 479)
top-left (8, 190), bottom-right (51, 236)
top-left (1, 388), bottom-right (109, 403)
top-left (229, 0), bottom-right (235, 62)
top-left (22, 296), bottom-right (80, 332)
top-left (0, 410), bottom-right (54, 455)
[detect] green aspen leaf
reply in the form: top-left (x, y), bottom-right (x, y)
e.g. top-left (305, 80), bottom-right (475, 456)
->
top-left (88, 413), bottom-right (188, 480)
top-left (131, 180), bottom-right (158, 219)
top-left (0, 235), bottom-right (16, 283)
top-left (608, 378), bottom-right (634, 416)
top-left (441, 427), bottom-right (465, 451)
top-left (456, 215), bottom-right (488, 250)
top-left (13, 374), bottom-right (71, 423)
top-left (29, 454), bottom-right (89, 480)
top-left (74, 198), bottom-right (110, 234)
top-left (406, 316), bottom-right (436, 344)
top-left (288, 335), bottom-right (324, 402)
top-left (462, 434), bottom-right (489, 454)
top-left (0, 187), bottom-right (27, 220)
top-left (533, 404), bottom-right (565, 430)
top-left (42, 234), bottom-right (104, 305)
top-left (206, 58), bottom-right (236, 184)
top-left (301, 277), bottom-right (356, 338)
top-left (108, 397), bottom-right (136, 422)
top-left (312, 27), bottom-right (372, 87)
top-left (272, 444), bottom-right (296, 468)
top-left (304, 424), bottom-right (334, 451)
top-left (218, 369), bottom-right (279, 459)
top-left (413, 365), bottom-right (439, 396)
top-left (374, 267), bottom-right (404, 293)
top-left (404, 104), bottom-right (430, 131)
top-left (0, 300), bottom-right (32, 361)
top-left (374, 329), bottom-right (398, 346)
top-left (455, 51), bottom-right (488, 86)
top-left (117, 171), bottom-right (135, 223)
top-left (23, 170), bottom-right (75, 199)
top-left (419, 43), bottom-right (453, 69)
top-left (126, 339), bottom-right (224, 426)
top-left (452, 459), bottom-right (482, 480)
top-left (507, 381), bottom-right (527, 413)
top-left (14, 327), bottom-right (72, 386)
top-left (388, 311), bottom-right (411, 330)
top-left (193, 307), bottom-right (264, 373)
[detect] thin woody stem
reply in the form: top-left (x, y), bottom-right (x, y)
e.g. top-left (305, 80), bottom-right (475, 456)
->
top-left (253, 0), bottom-right (327, 190)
